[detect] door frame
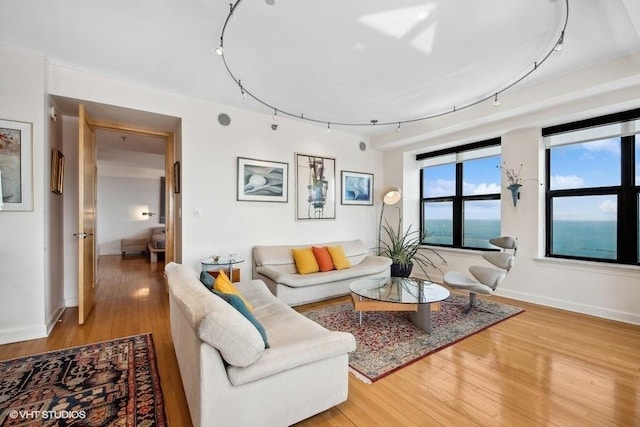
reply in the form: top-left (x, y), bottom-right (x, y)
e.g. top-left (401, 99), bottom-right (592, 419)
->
top-left (90, 118), bottom-right (176, 264)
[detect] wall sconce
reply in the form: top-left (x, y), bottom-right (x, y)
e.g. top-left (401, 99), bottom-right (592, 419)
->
top-left (142, 212), bottom-right (157, 217)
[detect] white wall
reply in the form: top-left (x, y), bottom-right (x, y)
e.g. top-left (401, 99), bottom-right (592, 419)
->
top-left (0, 45), bottom-right (48, 344)
top-left (48, 63), bottom-right (381, 286)
top-left (97, 175), bottom-right (163, 255)
top-left (45, 97), bottom-right (66, 334)
top-left (381, 56), bottom-right (640, 325)
top-left (62, 116), bottom-right (79, 308)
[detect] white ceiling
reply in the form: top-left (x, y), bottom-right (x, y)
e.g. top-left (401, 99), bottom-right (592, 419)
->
top-left (1, 0), bottom-right (640, 138)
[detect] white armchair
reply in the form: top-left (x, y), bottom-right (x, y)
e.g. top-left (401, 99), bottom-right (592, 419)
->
top-left (443, 236), bottom-right (517, 313)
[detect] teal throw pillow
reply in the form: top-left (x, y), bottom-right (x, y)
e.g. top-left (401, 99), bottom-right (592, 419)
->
top-left (212, 290), bottom-right (269, 348)
top-left (199, 271), bottom-right (214, 290)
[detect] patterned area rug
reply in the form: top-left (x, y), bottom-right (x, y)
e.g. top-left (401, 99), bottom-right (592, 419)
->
top-left (0, 333), bottom-right (166, 426)
top-left (304, 294), bottom-right (524, 383)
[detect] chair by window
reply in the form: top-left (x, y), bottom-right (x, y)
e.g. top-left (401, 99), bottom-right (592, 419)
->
top-left (443, 236), bottom-right (517, 313)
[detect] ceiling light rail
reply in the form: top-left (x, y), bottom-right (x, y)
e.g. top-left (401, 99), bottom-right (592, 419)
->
top-left (216, 0), bottom-right (569, 129)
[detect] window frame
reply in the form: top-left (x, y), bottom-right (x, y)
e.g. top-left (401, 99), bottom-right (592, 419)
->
top-left (417, 138), bottom-right (501, 250)
top-left (543, 109), bottom-right (640, 265)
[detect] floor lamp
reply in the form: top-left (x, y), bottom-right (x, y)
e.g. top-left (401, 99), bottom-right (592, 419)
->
top-left (377, 186), bottom-right (402, 255)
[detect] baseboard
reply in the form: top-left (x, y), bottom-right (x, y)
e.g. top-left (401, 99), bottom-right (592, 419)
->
top-left (0, 324), bottom-right (47, 345)
top-left (496, 288), bottom-right (640, 325)
top-left (46, 303), bottom-right (66, 335)
top-left (65, 297), bottom-right (79, 307)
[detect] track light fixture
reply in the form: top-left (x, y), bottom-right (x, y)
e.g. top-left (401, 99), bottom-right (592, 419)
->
top-left (216, 0), bottom-right (569, 130)
top-left (215, 36), bottom-right (224, 55)
top-left (554, 30), bottom-right (565, 51)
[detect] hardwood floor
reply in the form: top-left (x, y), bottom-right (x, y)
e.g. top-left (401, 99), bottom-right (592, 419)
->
top-left (1, 256), bottom-right (638, 426)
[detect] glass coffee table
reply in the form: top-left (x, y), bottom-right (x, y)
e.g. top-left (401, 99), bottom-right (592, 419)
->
top-left (349, 277), bottom-right (450, 334)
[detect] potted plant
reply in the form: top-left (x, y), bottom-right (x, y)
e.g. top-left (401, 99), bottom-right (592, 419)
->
top-left (378, 219), bottom-right (446, 279)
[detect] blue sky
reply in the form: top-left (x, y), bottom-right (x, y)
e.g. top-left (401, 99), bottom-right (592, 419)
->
top-left (422, 136), bottom-right (639, 222)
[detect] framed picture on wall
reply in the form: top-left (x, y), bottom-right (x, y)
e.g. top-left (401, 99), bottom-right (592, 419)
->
top-left (341, 170), bottom-right (373, 205)
top-left (173, 161), bottom-right (181, 194)
top-left (50, 148), bottom-right (65, 194)
top-left (295, 153), bottom-right (335, 220)
top-left (0, 119), bottom-right (33, 211)
top-left (237, 157), bottom-right (289, 202)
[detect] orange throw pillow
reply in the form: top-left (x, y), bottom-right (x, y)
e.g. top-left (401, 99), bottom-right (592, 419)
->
top-left (312, 246), bottom-right (335, 272)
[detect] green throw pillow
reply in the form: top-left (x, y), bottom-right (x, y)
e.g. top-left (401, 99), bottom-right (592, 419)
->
top-left (212, 289), bottom-right (269, 348)
top-left (199, 271), bottom-right (214, 290)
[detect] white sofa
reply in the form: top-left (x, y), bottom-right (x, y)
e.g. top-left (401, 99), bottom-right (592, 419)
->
top-left (253, 239), bottom-right (392, 306)
top-left (165, 262), bottom-right (356, 427)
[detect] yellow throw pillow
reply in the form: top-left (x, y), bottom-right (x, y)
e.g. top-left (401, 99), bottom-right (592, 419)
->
top-left (327, 245), bottom-right (351, 270)
top-left (292, 247), bottom-right (320, 274)
top-left (214, 270), bottom-right (254, 311)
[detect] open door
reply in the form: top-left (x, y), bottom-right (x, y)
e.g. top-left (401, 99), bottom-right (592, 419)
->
top-left (77, 104), bottom-right (96, 324)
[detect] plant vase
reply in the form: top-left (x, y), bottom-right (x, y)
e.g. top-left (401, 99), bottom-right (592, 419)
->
top-left (390, 262), bottom-right (413, 278)
top-left (507, 183), bottom-right (522, 207)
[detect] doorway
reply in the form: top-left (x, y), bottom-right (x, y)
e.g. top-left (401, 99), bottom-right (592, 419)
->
top-left (53, 96), bottom-right (181, 324)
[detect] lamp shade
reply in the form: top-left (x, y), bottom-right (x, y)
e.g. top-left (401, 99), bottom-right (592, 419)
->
top-left (382, 186), bottom-right (402, 205)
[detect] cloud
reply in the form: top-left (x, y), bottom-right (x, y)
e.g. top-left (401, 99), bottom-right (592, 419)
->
top-left (551, 175), bottom-right (585, 189)
top-left (598, 199), bottom-right (617, 215)
top-left (423, 179), bottom-right (455, 197)
top-left (465, 182), bottom-right (501, 195)
top-left (583, 139), bottom-right (620, 155)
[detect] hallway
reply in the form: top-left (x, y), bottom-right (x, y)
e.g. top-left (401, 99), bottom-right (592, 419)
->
top-left (0, 255), bottom-right (192, 426)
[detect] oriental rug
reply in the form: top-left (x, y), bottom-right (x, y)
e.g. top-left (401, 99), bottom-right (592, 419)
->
top-left (303, 294), bottom-right (524, 383)
top-left (0, 333), bottom-right (166, 426)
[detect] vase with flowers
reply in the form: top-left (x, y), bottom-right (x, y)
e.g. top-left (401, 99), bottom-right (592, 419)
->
top-left (498, 162), bottom-right (539, 207)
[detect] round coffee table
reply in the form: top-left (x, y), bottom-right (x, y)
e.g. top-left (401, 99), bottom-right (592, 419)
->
top-left (349, 277), bottom-right (450, 333)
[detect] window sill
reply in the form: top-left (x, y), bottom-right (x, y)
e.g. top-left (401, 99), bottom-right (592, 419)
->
top-left (420, 245), bottom-right (484, 257)
top-left (534, 256), bottom-right (640, 277)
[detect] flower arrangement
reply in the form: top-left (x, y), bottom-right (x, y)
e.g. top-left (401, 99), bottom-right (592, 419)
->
top-left (498, 162), bottom-right (540, 207)
top-left (498, 162), bottom-right (524, 187)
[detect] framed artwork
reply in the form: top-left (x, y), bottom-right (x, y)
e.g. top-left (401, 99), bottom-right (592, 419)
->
top-left (173, 161), bottom-right (181, 194)
top-left (50, 148), bottom-right (65, 194)
top-left (237, 157), bottom-right (288, 202)
top-left (0, 119), bottom-right (33, 211)
top-left (341, 170), bottom-right (373, 205)
top-left (295, 153), bottom-right (335, 220)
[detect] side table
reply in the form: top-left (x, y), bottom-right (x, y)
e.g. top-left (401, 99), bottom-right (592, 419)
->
top-left (201, 257), bottom-right (245, 283)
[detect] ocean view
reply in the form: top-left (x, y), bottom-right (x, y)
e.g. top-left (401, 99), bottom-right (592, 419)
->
top-left (424, 219), bottom-right (617, 259)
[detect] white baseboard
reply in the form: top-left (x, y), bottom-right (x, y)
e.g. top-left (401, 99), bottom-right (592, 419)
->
top-left (65, 297), bottom-right (79, 307)
top-left (0, 324), bottom-right (47, 345)
top-left (46, 303), bottom-right (66, 335)
top-left (496, 288), bottom-right (640, 325)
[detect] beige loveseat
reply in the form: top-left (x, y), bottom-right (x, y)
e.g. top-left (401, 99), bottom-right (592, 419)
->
top-left (253, 239), bottom-right (391, 306)
top-left (165, 262), bottom-right (356, 427)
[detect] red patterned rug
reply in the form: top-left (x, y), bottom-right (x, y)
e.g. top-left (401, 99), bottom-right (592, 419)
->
top-left (304, 294), bottom-right (524, 383)
top-left (0, 333), bottom-right (166, 426)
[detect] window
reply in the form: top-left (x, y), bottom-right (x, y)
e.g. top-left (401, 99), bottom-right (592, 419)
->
top-left (543, 109), bottom-right (640, 265)
top-left (418, 139), bottom-right (501, 250)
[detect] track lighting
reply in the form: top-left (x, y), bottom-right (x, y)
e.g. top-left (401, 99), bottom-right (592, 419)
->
top-left (216, 0), bottom-right (569, 130)
top-left (239, 81), bottom-right (248, 99)
top-left (555, 30), bottom-right (565, 52)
